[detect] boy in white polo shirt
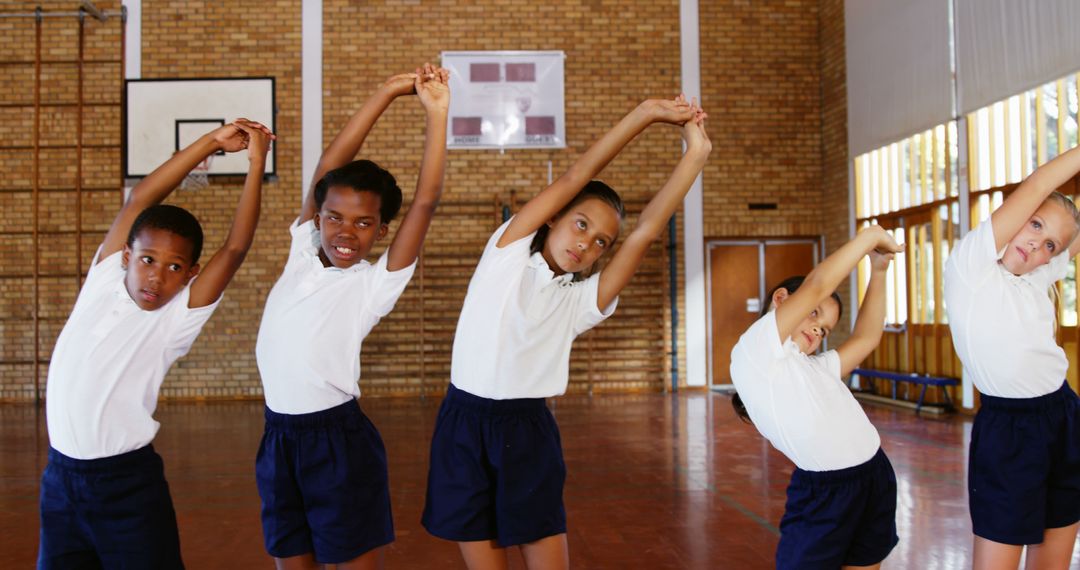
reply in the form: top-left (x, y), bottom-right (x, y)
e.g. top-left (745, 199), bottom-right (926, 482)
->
top-left (944, 145), bottom-right (1080, 568)
top-left (253, 64), bottom-right (448, 568)
top-left (39, 120), bottom-right (273, 569)
top-left (729, 226), bottom-right (904, 570)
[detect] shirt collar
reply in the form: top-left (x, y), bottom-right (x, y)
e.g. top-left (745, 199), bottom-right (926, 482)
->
top-left (528, 252), bottom-right (575, 285)
top-left (111, 276), bottom-right (139, 306)
top-left (781, 336), bottom-right (803, 355)
top-left (995, 260), bottom-right (1039, 286)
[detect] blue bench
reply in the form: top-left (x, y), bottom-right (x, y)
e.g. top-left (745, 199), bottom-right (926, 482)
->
top-left (851, 368), bottom-right (960, 415)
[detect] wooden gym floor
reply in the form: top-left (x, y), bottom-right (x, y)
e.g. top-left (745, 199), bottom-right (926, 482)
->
top-left (2, 391), bottom-right (1077, 568)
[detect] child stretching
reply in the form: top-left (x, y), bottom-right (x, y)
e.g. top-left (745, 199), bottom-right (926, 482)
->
top-left (944, 145), bottom-right (1080, 569)
top-left (422, 96), bottom-right (710, 570)
top-left (254, 64), bottom-right (448, 570)
top-left (729, 227), bottom-right (905, 570)
top-left (39, 120), bottom-right (272, 569)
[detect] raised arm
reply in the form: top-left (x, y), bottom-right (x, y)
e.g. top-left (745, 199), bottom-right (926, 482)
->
top-left (498, 96), bottom-right (695, 247)
top-left (775, 226), bottom-right (903, 345)
top-left (300, 72), bottom-right (418, 224)
top-left (1070, 232), bottom-right (1080, 258)
top-left (188, 121), bottom-right (272, 308)
top-left (386, 65), bottom-right (449, 271)
top-left (992, 145), bottom-right (1080, 251)
top-left (98, 122), bottom-right (269, 263)
top-left (596, 104), bottom-right (710, 309)
top-left (836, 251), bottom-right (891, 376)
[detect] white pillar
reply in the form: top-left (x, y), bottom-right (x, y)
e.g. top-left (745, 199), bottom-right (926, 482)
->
top-left (122, 0), bottom-right (140, 196)
top-left (302, 0), bottom-right (323, 196)
top-left (122, 0), bottom-right (140, 80)
top-left (680, 0), bottom-right (706, 388)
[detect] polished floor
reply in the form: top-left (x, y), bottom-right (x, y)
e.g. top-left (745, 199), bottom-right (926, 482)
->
top-left (1, 392), bottom-right (1077, 569)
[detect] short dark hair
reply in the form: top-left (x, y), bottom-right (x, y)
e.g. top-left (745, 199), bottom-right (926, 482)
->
top-left (731, 275), bottom-right (844, 423)
top-left (313, 159), bottom-right (402, 223)
top-left (126, 204), bottom-right (204, 263)
top-left (529, 180), bottom-right (626, 257)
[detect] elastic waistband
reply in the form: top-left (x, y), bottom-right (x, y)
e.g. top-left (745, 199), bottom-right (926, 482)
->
top-left (443, 383), bottom-right (547, 415)
top-left (794, 448), bottom-right (890, 484)
top-left (264, 398), bottom-right (363, 429)
top-left (48, 444), bottom-right (158, 473)
top-left (980, 381), bottom-right (1077, 413)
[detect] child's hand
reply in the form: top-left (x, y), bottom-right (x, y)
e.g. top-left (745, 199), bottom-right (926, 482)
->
top-left (643, 94), bottom-right (695, 125)
top-left (381, 72), bottom-right (419, 97)
top-left (415, 62), bottom-right (450, 114)
top-left (869, 249), bottom-right (894, 272)
top-left (235, 119), bottom-right (272, 161)
top-left (864, 225), bottom-right (905, 253)
top-left (211, 120), bottom-right (275, 153)
top-left (682, 100), bottom-right (711, 155)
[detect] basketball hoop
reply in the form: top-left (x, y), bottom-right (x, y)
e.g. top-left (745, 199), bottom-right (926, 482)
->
top-left (180, 155), bottom-right (213, 191)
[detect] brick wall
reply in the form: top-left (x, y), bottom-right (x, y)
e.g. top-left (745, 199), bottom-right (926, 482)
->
top-left (699, 0), bottom-right (823, 239)
top-left (321, 0), bottom-right (684, 396)
top-left (0, 0), bottom-right (852, 401)
top-left (0, 1), bottom-right (125, 400)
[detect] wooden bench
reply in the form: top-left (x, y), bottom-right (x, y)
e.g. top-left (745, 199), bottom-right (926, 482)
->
top-left (851, 368), bottom-right (960, 415)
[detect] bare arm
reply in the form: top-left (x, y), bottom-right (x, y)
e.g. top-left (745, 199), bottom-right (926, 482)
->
top-left (498, 96), bottom-right (695, 248)
top-left (188, 121), bottom-right (272, 308)
top-left (597, 105), bottom-right (710, 309)
top-left (299, 72), bottom-right (418, 224)
top-left (387, 64), bottom-right (449, 271)
top-left (992, 145), bottom-right (1080, 251)
top-left (836, 251), bottom-right (891, 376)
top-left (774, 226), bottom-right (903, 345)
top-left (98, 122), bottom-right (269, 263)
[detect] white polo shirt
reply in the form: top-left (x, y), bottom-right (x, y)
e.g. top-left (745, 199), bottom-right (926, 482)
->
top-left (45, 249), bottom-right (221, 460)
top-left (450, 219), bottom-right (618, 400)
top-left (729, 311), bottom-right (881, 472)
top-left (256, 219), bottom-right (416, 414)
top-left (943, 219), bottom-right (1069, 398)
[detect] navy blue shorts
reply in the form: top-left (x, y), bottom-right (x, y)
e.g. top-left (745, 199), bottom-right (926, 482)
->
top-left (38, 444), bottom-right (183, 570)
top-left (422, 383), bottom-right (567, 547)
top-left (256, 399), bottom-right (393, 563)
top-left (969, 381), bottom-right (1080, 545)
top-left (776, 448), bottom-right (898, 570)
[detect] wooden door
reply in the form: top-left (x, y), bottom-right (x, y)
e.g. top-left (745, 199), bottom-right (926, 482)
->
top-left (709, 245), bottom-right (760, 386)
top-left (764, 242), bottom-right (817, 293)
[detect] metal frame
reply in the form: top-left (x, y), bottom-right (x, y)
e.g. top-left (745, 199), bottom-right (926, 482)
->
top-left (0, 7), bottom-right (125, 404)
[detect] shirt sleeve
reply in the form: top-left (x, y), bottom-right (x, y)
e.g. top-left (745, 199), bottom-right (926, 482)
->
top-left (572, 273), bottom-right (619, 335)
top-left (165, 284), bottom-right (222, 362)
top-left (362, 251), bottom-right (417, 319)
top-left (85, 247), bottom-right (123, 286)
top-left (289, 218), bottom-right (319, 260)
top-left (749, 311), bottom-right (788, 362)
top-left (483, 218), bottom-right (536, 263)
top-left (815, 349), bottom-right (842, 379)
top-left (729, 312), bottom-right (787, 409)
top-left (1028, 249), bottom-right (1072, 290)
top-left (946, 219), bottom-right (998, 286)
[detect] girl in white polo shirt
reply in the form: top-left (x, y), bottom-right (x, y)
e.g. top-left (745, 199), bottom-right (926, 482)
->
top-left (729, 226), bottom-right (904, 570)
top-left (422, 96), bottom-right (710, 569)
top-left (944, 145), bottom-right (1080, 569)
